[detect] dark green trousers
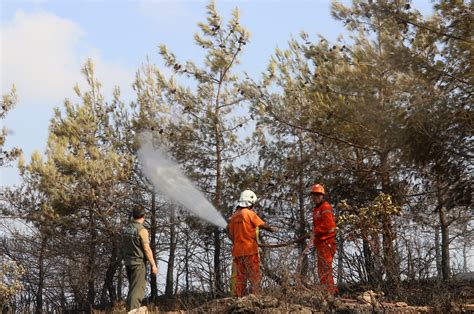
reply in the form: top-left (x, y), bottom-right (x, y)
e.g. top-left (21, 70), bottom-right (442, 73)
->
top-left (125, 263), bottom-right (146, 310)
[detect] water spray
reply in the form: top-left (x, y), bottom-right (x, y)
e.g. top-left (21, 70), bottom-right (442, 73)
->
top-left (137, 132), bottom-right (227, 228)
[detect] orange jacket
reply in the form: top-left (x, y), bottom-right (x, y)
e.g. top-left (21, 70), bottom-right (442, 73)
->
top-left (312, 201), bottom-right (336, 243)
top-left (228, 207), bottom-right (265, 257)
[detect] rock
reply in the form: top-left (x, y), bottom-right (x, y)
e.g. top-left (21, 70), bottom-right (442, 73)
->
top-left (230, 294), bottom-right (281, 312)
top-left (359, 290), bottom-right (384, 304)
top-left (395, 301), bottom-right (408, 307)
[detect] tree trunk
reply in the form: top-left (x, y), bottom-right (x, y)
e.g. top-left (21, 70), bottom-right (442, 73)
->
top-left (87, 210), bottom-right (97, 307)
top-left (363, 239), bottom-right (374, 284)
top-left (379, 152), bottom-right (399, 290)
top-left (213, 83), bottom-right (224, 295)
top-left (406, 241), bottom-right (414, 281)
top-left (104, 240), bottom-right (119, 304)
top-left (297, 135), bottom-right (309, 276)
top-left (438, 203), bottom-right (451, 280)
top-left (337, 235), bottom-right (344, 285)
top-left (213, 228), bottom-right (222, 294)
top-left (165, 206), bottom-right (177, 296)
top-left (382, 216), bottom-right (398, 287)
top-left (117, 262), bottom-right (123, 301)
top-left (435, 225), bottom-right (442, 278)
top-left (174, 267), bottom-right (180, 295)
top-left (60, 277), bottom-right (66, 310)
top-left (375, 16), bottom-right (400, 288)
top-left (213, 138), bottom-right (223, 294)
top-left (150, 192), bottom-right (158, 302)
top-left (185, 229), bottom-right (190, 292)
top-left (462, 230), bottom-right (468, 273)
top-left (364, 233), bottom-right (383, 286)
top-left (35, 235), bottom-right (47, 313)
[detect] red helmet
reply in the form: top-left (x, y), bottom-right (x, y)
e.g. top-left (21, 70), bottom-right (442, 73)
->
top-left (311, 184), bottom-right (325, 195)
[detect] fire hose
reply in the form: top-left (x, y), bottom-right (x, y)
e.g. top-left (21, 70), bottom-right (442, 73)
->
top-left (259, 232), bottom-right (315, 290)
top-left (259, 232), bottom-right (310, 248)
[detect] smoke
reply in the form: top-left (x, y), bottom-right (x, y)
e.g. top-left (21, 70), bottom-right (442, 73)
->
top-left (137, 132), bottom-right (227, 228)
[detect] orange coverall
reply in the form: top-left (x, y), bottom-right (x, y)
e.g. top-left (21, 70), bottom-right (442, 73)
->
top-left (312, 201), bottom-right (337, 294)
top-left (228, 207), bottom-right (265, 296)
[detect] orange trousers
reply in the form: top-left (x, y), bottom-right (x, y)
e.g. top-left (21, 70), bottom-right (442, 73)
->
top-left (231, 254), bottom-right (261, 297)
top-left (315, 237), bottom-right (337, 294)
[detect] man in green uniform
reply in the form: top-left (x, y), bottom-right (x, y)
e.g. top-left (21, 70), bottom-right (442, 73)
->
top-left (122, 206), bottom-right (158, 312)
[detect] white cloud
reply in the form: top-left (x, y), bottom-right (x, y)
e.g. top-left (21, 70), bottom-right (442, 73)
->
top-left (0, 9), bottom-right (135, 106)
top-left (1, 10), bottom-right (83, 104)
top-left (0, 9), bottom-right (136, 187)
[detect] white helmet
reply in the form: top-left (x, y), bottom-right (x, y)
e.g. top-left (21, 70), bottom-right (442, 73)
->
top-left (238, 190), bottom-right (257, 208)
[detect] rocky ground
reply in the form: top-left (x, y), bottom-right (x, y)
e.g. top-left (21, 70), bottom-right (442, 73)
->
top-left (104, 284), bottom-right (474, 313)
top-left (184, 292), bottom-right (473, 313)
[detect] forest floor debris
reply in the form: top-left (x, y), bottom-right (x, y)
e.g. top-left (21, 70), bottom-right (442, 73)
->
top-left (102, 283), bottom-right (474, 313)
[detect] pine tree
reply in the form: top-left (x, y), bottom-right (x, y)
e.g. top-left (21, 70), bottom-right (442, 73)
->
top-left (246, 0), bottom-right (438, 292)
top-left (149, 1), bottom-right (254, 294)
top-left (23, 60), bottom-right (133, 308)
top-left (372, 0), bottom-right (473, 280)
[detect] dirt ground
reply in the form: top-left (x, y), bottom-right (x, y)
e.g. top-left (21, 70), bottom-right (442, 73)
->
top-left (105, 284), bottom-right (474, 313)
top-left (181, 293), bottom-right (473, 313)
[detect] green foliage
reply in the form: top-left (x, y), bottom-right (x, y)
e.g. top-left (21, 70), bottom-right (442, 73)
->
top-left (14, 59), bottom-right (136, 307)
top-left (241, 0), bottom-right (472, 289)
top-left (25, 60), bottom-right (133, 218)
top-left (338, 193), bottom-right (401, 239)
top-left (0, 258), bottom-right (25, 308)
top-left (1, 86), bottom-right (22, 168)
top-left (151, 0), bottom-right (253, 214)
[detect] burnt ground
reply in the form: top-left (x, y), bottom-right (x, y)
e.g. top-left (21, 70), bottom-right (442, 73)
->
top-left (101, 278), bottom-right (474, 313)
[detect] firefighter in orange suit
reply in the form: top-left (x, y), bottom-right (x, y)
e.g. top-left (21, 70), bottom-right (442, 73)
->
top-left (304, 184), bottom-right (337, 294)
top-left (227, 190), bottom-right (277, 297)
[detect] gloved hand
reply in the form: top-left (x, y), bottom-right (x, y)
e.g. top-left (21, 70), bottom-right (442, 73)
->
top-left (269, 226), bottom-right (279, 233)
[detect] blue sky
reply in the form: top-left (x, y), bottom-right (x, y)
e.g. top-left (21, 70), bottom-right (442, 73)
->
top-left (1, 0), bottom-right (434, 186)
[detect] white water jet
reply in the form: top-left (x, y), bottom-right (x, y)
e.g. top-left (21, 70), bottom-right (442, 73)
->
top-left (137, 132), bottom-right (227, 228)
